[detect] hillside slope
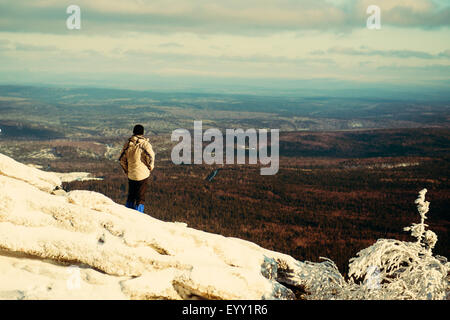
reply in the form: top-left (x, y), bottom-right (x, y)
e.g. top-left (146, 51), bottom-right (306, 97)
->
top-left (0, 153), bottom-right (328, 300)
top-left (0, 153), bottom-right (447, 300)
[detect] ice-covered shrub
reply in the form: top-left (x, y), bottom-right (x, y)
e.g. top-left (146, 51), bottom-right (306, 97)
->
top-left (304, 189), bottom-right (449, 300)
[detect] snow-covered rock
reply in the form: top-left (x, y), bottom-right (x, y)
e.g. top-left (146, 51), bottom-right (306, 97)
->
top-left (0, 153), bottom-right (61, 193)
top-left (0, 153), bottom-right (314, 300)
top-left (1, 153), bottom-right (447, 300)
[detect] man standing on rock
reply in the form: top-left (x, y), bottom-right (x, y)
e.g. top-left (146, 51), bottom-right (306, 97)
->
top-left (119, 124), bottom-right (155, 213)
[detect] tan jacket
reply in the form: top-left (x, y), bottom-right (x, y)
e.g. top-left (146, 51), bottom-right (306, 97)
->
top-left (119, 135), bottom-right (155, 181)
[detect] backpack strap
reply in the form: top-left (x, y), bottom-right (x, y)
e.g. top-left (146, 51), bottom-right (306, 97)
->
top-left (118, 139), bottom-right (132, 161)
top-left (139, 143), bottom-right (152, 158)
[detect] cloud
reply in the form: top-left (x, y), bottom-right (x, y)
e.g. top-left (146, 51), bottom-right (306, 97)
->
top-left (438, 50), bottom-right (450, 58)
top-left (14, 43), bottom-right (58, 52)
top-left (0, 39), bottom-right (11, 50)
top-left (318, 46), bottom-right (450, 60)
top-left (158, 42), bottom-right (184, 48)
top-left (0, 0), bottom-right (448, 35)
top-left (0, 1), bottom-right (448, 90)
top-left (122, 48), bottom-right (335, 66)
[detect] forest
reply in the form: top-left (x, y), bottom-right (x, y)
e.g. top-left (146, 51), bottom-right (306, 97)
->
top-left (51, 128), bottom-right (450, 275)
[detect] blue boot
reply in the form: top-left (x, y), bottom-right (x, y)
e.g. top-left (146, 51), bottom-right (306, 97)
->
top-left (135, 204), bottom-right (145, 213)
top-left (125, 200), bottom-right (135, 209)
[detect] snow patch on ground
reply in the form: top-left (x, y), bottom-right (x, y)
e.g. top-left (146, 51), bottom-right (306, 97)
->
top-left (53, 172), bottom-right (103, 182)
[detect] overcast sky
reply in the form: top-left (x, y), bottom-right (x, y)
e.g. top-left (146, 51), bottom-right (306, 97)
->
top-left (0, 0), bottom-right (449, 94)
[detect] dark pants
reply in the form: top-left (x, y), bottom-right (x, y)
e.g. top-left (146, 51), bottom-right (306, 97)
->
top-left (127, 177), bottom-right (148, 206)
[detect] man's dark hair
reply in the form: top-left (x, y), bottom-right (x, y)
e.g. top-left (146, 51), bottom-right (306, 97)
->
top-left (133, 124), bottom-right (144, 135)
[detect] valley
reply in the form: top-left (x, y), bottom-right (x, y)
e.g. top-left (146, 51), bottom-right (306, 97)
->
top-left (0, 85), bottom-right (449, 275)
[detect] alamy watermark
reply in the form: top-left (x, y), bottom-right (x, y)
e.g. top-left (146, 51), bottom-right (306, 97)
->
top-left (364, 265), bottom-right (381, 290)
top-left (66, 5), bottom-right (81, 30)
top-left (367, 5), bottom-right (381, 30)
top-left (66, 5), bottom-right (381, 31)
top-left (171, 121), bottom-right (279, 175)
top-left (66, 265), bottom-right (82, 290)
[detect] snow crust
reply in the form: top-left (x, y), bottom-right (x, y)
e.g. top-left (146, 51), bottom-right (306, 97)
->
top-left (0, 153), bottom-right (61, 193)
